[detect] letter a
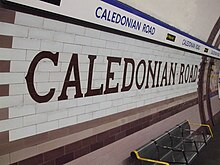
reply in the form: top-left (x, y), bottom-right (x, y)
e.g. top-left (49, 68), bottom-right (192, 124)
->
top-left (58, 54), bottom-right (83, 100)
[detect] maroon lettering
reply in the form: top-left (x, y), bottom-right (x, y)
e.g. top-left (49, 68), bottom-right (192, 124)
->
top-left (179, 64), bottom-right (185, 84)
top-left (25, 51), bottom-right (58, 103)
top-left (185, 64), bottom-right (190, 83)
top-left (104, 56), bottom-right (121, 94)
top-left (160, 62), bottom-right (168, 86)
top-left (58, 54), bottom-right (83, 100)
top-left (145, 60), bottom-right (158, 88)
top-left (168, 63), bottom-right (177, 85)
top-left (121, 58), bottom-right (135, 92)
top-left (136, 60), bottom-right (146, 89)
top-left (85, 55), bottom-right (103, 97)
top-left (156, 61), bottom-right (162, 87)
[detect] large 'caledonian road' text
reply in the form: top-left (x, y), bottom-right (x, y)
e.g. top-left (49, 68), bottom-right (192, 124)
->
top-left (25, 51), bottom-right (198, 103)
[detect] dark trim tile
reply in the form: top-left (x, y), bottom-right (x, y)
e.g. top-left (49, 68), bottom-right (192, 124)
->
top-left (0, 7), bottom-right (15, 23)
top-left (19, 154), bottom-right (43, 165)
top-left (0, 108), bottom-right (9, 120)
top-left (24, 133), bottom-right (48, 148)
top-left (0, 131), bottom-right (9, 145)
top-left (0, 35), bottom-right (13, 48)
top-left (43, 147), bottom-right (64, 162)
top-left (0, 60), bottom-right (10, 72)
top-left (0, 84), bottom-right (9, 96)
top-left (55, 153), bottom-right (74, 165)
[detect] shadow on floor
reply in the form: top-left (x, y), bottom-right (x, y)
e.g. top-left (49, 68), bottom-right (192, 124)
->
top-left (191, 119), bottom-right (220, 165)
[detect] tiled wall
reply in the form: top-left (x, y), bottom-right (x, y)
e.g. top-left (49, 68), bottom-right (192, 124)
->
top-left (0, 10), bottom-right (201, 142)
top-left (1, 7), bottom-right (219, 165)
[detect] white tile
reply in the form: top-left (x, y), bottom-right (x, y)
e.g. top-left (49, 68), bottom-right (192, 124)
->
top-left (68, 106), bottom-right (85, 116)
top-left (9, 125), bottom-right (36, 141)
top-left (10, 61), bottom-right (30, 73)
top-left (9, 84), bottom-right (28, 95)
top-left (37, 120), bottom-right (59, 134)
top-left (0, 48), bottom-right (26, 61)
top-left (0, 95), bottom-right (23, 109)
top-left (85, 103), bottom-right (100, 113)
top-left (93, 110), bottom-right (106, 119)
top-left (85, 28), bottom-right (100, 38)
top-left (77, 113), bottom-right (93, 123)
top-left (0, 118), bottom-right (22, 132)
top-left (49, 72), bottom-right (65, 82)
top-left (100, 101), bottom-right (112, 110)
top-left (15, 12), bottom-right (44, 28)
top-left (75, 35), bottom-right (91, 46)
top-left (63, 43), bottom-right (82, 53)
top-left (23, 113), bottom-right (48, 126)
top-left (23, 94), bottom-right (37, 105)
top-left (58, 99), bottom-right (77, 109)
top-left (66, 24), bottom-right (85, 35)
top-left (105, 107), bottom-right (117, 115)
top-left (100, 31), bottom-right (117, 42)
top-left (36, 82), bottom-right (60, 94)
top-left (77, 97), bottom-right (93, 106)
top-left (97, 48), bottom-right (111, 56)
top-left (26, 50), bottom-right (40, 61)
top-left (48, 110), bottom-right (68, 121)
top-left (82, 46), bottom-right (98, 54)
top-left (58, 116), bottom-right (77, 128)
top-left (13, 37), bottom-right (41, 50)
top-left (9, 105), bottom-right (35, 118)
top-left (0, 22), bottom-right (28, 37)
top-left (37, 59), bottom-right (61, 72)
top-left (33, 72), bottom-right (50, 83)
top-left (54, 32), bottom-right (75, 43)
top-left (110, 50), bottom-right (123, 56)
top-left (92, 95), bottom-right (107, 103)
top-left (29, 28), bottom-right (54, 40)
top-left (43, 18), bottom-right (66, 32)
top-left (23, 114), bottom-right (36, 126)
top-left (91, 38), bottom-right (106, 48)
top-left (36, 101), bottom-right (58, 113)
top-left (106, 41), bottom-right (119, 49)
top-left (40, 40), bottom-right (63, 52)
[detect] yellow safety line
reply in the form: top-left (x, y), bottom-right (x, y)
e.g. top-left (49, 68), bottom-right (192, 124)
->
top-left (187, 121), bottom-right (214, 138)
top-left (133, 150), bottom-right (170, 165)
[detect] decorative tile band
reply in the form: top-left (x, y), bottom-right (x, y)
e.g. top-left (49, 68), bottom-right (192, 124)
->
top-left (0, 92), bottom-right (197, 157)
top-left (11, 98), bottom-right (198, 165)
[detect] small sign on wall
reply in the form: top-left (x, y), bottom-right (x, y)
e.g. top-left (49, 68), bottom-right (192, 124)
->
top-left (1, 0), bottom-right (220, 58)
top-left (40, 0), bottom-right (61, 6)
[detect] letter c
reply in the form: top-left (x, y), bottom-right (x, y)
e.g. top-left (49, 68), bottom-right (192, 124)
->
top-left (25, 51), bottom-right (59, 103)
top-left (95, 6), bottom-right (102, 18)
top-left (182, 39), bottom-right (186, 45)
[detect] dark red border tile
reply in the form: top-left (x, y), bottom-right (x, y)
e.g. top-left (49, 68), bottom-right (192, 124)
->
top-left (0, 35), bottom-right (13, 48)
top-left (0, 60), bottom-right (10, 72)
top-left (0, 108), bottom-right (9, 120)
top-left (0, 8), bottom-right (15, 23)
top-left (0, 84), bottom-right (9, 96)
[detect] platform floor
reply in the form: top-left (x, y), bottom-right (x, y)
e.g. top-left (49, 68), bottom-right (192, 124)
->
top-left (191, 118), bottom-right (220, 165)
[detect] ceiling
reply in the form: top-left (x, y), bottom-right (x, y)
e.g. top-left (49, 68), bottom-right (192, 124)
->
top-left (119, 0), bottom-right (220, 48)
